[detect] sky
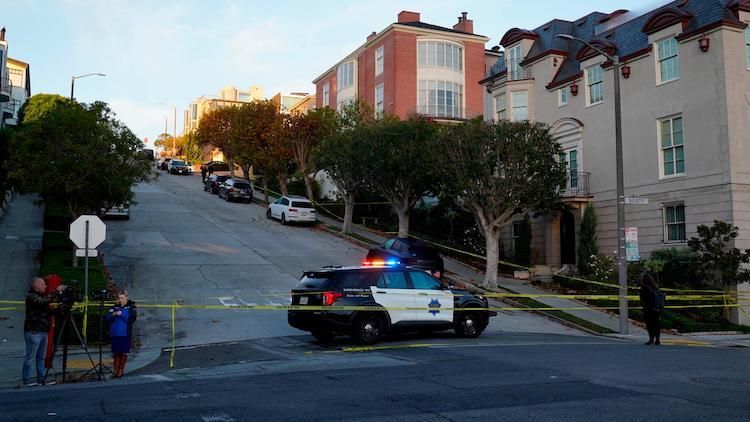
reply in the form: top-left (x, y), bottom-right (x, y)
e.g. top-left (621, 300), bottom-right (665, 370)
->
top-left (3, 0), bottom-right (664, 144)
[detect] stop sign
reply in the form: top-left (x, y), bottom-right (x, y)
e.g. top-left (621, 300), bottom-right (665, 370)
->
top-left (69, 215), bottom-right (107, 249)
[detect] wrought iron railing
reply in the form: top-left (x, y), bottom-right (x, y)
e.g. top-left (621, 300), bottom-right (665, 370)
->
top-left (488, 59), bottom-right (533, 82)
top-left (562, 171), bottom-right (590, 197)
top-left (0, 75), bottom-right (11, 99)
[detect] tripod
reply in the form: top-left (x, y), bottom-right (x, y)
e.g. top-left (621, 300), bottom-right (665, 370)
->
top-left (43, 304), bottom-right (97, 384)
top-left (78, 292), bottom-right (114, 381)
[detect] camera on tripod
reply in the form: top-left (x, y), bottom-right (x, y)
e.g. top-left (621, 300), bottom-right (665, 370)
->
top-left (56, 285), bottom-right (82, 310)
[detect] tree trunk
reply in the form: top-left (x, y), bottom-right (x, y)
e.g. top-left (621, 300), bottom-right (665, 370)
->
top-left (241, 165), bottom-right (251, 181)
top-left (483, 226), bottom-right (501, 289)
top-left (228, 157), bottom-right (235, 178)
top-left (277, 172), bottom-right (288, 196)
top-left (342, 192), bottom-right (355, 234)
top-left (262, 176), bottom-right (269, 205)
top-left (302, 172), bottom-right (315, 201)
top-left (395, 207), bottom-right (410, 238)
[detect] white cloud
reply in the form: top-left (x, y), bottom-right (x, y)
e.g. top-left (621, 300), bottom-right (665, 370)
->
top-left (107, 98), bottom-right (174, 141)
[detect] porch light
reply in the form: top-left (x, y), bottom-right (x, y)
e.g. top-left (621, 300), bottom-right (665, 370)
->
top-left (621, 63), bottom-right (631, 79)
top-left (570, 82), bottom-right (579, 96)
top-left (699, 34), bottom-right (710, 52)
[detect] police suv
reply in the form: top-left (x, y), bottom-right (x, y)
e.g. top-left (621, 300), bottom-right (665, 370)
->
top-left (288, 262), bottom-right (497, 344)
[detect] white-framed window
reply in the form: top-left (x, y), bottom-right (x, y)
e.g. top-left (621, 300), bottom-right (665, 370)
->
top-left (323, 83), bottom-right (330, 107)
top-left (657, 37), bottom-right (680, 83)
top-left (560, 149), bottom-right (579, 189)
top-left (663, 203), bottom-right (686, 243)
top-left (586, 65), bottom-right (604, 105)
top-left (375, 83), bottom-right (384, 114)
top-left (495, 94), bottom-right (506, 120)
top-left (375, 46), bottom-right (384, 76)
top-left (417, 41), bottom-right (463, 71)
top-left (558, 87), bottom-right (568, 106)
top-left (417, 80), bottom-right (463, 118)
top-left (745, 27), bottom-right (750, 69)
top-left (337, 61), bottom-right (355, 91)
top-left (659, 115), bottom-right (685, 177)
top-left (507, 44), bottom-right (523, 80)
top-left (511, 91), bottom-right (528, 121)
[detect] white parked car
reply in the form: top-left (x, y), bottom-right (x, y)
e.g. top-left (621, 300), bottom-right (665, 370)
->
top-left (266, 195), bottom-right (316, 225)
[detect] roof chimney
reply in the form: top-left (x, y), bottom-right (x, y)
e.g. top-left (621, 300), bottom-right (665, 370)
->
top-left (0, 28), bottom-right (5, 42)
top-left (367, 31), bottom-right (377, 41)
top-left (452, 12), bottom-right (473, 34)
top-left (397, 11), bottom-right (420, 23)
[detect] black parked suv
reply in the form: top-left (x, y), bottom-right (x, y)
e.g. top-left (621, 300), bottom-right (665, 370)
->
top-left (204, 174), bottom-right (230, 194)
top-left (218, 178), bottom-right (253, 202)
top-left (365, 238), bottom-right (444, 277)
top-left (288, 265), bottom-right (496, 344)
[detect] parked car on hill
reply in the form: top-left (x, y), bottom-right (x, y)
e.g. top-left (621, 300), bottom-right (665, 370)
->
top-left (266, 195), bottom-right (316, 225)
top-left (204, 174), bottom-right (230, 194)
top-left (200, 161), bottom-right (230, 172)
top-left (218, 178), bottom-right (253, 202)
top-left (158, 158), bottom-right (172, 171)
top-left (168, 159), bottom-right (193, 175)
top-left (365, 237), bottom-right (444, 277)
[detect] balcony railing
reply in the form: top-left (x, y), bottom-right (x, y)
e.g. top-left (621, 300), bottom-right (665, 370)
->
top-left (488, 59), bottom-right (533, 83)
top-left (410, 106), bottom-right (483, 121)
top-left (0, 76), bottom-right (11, 102)
top-left (561, 171), bottom-right (591, 197)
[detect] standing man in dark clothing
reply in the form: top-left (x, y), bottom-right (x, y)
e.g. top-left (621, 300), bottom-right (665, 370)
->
top-left (23, 277), bottom-right (65, 386)
top-left (201, 165), bottom-right (208, 183)
top-left (640, 273), bottom-right (663, 345)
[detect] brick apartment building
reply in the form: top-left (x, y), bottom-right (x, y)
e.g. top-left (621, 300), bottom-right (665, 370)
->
top-left (313, 11), bottom-right (489, 121)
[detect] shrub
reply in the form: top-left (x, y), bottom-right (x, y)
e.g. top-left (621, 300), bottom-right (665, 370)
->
top-left (577, 204), bottom-right (598, 275)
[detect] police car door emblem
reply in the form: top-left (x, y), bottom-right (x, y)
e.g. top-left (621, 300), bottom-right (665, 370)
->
top-left (428, 299), bottom-right (441, 315)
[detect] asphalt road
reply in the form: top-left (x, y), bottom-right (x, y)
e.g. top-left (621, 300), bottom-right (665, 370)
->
top-left (2, 332), bottom-right (748, 421)
top-left (97, 172), bottom-right (582, 363)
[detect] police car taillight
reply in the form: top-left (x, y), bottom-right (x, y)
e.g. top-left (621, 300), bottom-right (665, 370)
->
top-left (322, 291), bottom-right (343, 306)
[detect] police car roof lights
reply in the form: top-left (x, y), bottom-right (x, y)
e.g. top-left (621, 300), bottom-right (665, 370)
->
top-left (361, 259), bottom-right (401, 267)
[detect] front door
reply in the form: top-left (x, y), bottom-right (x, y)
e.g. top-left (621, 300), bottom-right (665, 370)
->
top-left (560, 210), bottom-right (576, 265)
top-left (408, 271), bottom-right (453, 322)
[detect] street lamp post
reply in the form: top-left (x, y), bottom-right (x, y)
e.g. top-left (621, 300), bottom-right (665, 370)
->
top-left (557, 34), bottom-right (628, 334)
top-left (160, 103), bottom-right (177, 156)
top-left (70, 73), bottom-right (106, 101)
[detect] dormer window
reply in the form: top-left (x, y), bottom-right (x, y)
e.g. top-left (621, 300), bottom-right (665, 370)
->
top-left (507, 44), bottom-right (523, 80)
top-left (656, 37), bottom-right (679, 83)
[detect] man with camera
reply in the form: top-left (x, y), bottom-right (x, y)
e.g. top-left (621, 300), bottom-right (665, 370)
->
top-left (23, 277), bottom-right (65, 387)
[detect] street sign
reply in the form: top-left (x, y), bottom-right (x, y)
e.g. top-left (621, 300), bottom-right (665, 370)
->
top-left (625, 227), bottom-right (640, 261)
top-left (69, 215), bottom-right (106, 249)
top-left (75, 249), bottom-right (99, 257)
top-left (624, 197), bottom-right (649, 205)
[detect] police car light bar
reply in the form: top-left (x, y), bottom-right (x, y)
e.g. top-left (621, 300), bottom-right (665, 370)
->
top-left (362, 259), bottom-right (401, 267)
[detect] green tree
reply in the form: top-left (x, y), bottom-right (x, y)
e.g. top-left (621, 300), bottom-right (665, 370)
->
top-left (8, 95), bottom-right (155, 218)
top-left (687, 220), bottom-right (750, 287)
top-left (286, 107), bottom-right (336, 201)
top-left (0, 128), bottom-right (11, 209)
top-left (436, 118), bottom-right (566, 288)
top-left (195, 106), bottom-right (239, 177)
top-left (358, 114), bottom-right (438, 237)
top-left (314, 101), bottom-right (373, 233)
top-left (236, 100), bottom-right (289, 200)
top-left (577, 204), bottom-right (599, 275)
top-left (515, 214), bottom-right (532, 266)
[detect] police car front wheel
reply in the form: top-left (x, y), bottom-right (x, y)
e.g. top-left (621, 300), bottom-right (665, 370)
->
top-left (455, 312), bottom-right (485, 338)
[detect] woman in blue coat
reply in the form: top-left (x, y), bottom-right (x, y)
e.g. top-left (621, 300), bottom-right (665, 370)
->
top-left (105, 291), bottom-right (137, 378)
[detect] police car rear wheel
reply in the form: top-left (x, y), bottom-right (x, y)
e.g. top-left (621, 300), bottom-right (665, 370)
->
top-left (352, 313), bottom-right (382, 345)
top-left (455, 312), bottom-right (484, 338)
